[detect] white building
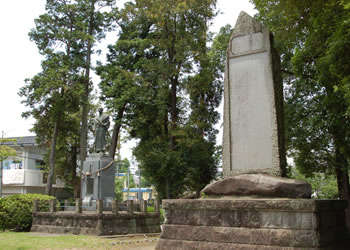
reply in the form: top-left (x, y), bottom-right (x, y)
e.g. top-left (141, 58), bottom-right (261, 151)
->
top-left (1, 136), bottom-right (67, 198)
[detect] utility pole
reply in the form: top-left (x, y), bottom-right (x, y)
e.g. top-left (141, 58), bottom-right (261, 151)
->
top-left (138, 168), bottom-right (142, 201)
top-left (127, 166), bottom-right (130, 200)
top-left (0, 130), bottom-right (4, 197)
top-left (0, 155), bottom-right (3, 198)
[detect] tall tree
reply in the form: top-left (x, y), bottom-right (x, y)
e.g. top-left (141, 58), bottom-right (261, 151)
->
top-left (20, 0), bottom-right (116, 196)
top-left (96, 2), bottom-right (149, 158)
top-left (20, 54), bottom-right (82, 195)
top-left (73, 0), bottom-right (116, 172)
top-left (79, 0), bottom-right (116, 164)
top-left (183, 24), bottom-right (232, 195)
top-left (252, 0), bottom-right (350, 222)
top-left (99, 0), bottom-right (227, 199)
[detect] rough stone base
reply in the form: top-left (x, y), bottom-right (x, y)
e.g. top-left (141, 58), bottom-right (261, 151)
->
top-left (156, 199), bottom-right (350, 249)
top-left (31, 211), bottom-right (160, 236)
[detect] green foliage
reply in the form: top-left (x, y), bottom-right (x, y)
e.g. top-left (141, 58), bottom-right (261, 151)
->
top-left (0, 139), bottom-right (17, 162)
top-left (128, 174), bottom-right (136, 188)
top-left (114, 177), bottom-right (124, 201)
top-left (252, 0), bottom-right (350, 199)
top-left (290, 168), bottom-right (338, 199)
top-left (99, 0), bottom-right (227, 199)
top-left (19, 0), bottom-right (116, 196)
top-left (115, 173), bottom-right (136, 201)
top-left (158, 208), bottom-right (165, 223)
top-left (115, 158), bottom-right (130, 173)
top-left (0, 194), bottom-right (57, 232)
top-left (141, 176), bottom-right (153, 188)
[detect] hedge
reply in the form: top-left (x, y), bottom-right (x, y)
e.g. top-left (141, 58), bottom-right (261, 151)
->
top-left (0, 193), bottom-right (58, 231)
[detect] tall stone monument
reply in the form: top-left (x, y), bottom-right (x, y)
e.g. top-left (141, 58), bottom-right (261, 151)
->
top-left (156, 12), bottom-right (350, 249)
top-left (222, 11), bottom-right (286, 178)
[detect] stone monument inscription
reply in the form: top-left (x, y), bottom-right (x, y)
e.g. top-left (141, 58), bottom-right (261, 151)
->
top-left (223, 11), bottom-right (286, 177)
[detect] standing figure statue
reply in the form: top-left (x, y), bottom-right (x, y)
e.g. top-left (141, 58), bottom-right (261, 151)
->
top-left (94, 108), bottom-right (110, 153)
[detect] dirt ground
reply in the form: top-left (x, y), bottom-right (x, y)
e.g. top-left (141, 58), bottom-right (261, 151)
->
top-left (101, 234), bottom-right (159, 250)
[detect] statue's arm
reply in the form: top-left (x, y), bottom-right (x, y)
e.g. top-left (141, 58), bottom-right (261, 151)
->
top-left (106, 118), bottom-right (110, 129)
top-left (102, 116), bottom-right (110, 129)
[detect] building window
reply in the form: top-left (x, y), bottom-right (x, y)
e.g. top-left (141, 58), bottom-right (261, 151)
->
top-left (10, 160), bottom-right (22, 169)
top-left (36, 160), bottom-right (45, 170)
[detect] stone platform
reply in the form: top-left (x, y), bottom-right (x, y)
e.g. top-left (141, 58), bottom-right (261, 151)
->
top-left (31, 211), bottom-right (160, 235)
top-left (156, 199), bottom-right (350, 249)
top-left (31, 199), bottom-right (161, 236)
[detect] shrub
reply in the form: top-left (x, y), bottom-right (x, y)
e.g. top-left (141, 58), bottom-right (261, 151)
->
top-left (0, 193), bottom-right (58, 231)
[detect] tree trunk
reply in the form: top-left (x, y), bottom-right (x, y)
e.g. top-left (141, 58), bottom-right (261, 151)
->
top-left (335, 167), bottom-right (350, 200)
top-left (80, 0), bottom-right (95, 195)
top-left (108, 103), bottom-right (126, 159)
top-left (71, 142), bottom-right (80, 198)
top-left (170, 77), bottom-right (177, 146)
top-left (334, 143), bottom-right (350, 229)
top-left (165, 177), bottom-right (170, 199)
top-left (46, 120), bottom-right (59, 195)
top-left (165, 77), bottom-right (178, 200)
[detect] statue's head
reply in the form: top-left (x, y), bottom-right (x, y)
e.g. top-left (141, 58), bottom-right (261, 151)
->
top-left (98, 108), bottom-right (103, 114)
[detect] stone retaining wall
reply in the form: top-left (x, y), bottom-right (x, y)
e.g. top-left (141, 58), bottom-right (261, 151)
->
top-left (31, 211), bottom-right (160, 235)
top-left (156, 199), bottom-right (350, 249)
top-left (31, 199), bottom-right (161, 236)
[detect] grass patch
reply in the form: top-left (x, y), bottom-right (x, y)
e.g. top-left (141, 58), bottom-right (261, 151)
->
top-left (0, 231), bottom-right (158, 249)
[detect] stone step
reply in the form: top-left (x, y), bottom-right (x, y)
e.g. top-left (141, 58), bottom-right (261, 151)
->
top-left (164, 201), bottom-right (346, 230)
top-left (160, 224), bottom-right (349, 248)
top-left (156, 238), bottom-right (350, 250)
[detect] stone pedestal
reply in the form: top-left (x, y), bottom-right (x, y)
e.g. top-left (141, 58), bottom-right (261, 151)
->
top-left (156, 199), bottom-right (350, 249)
top-left (81, 155), bottom-right (115, 204)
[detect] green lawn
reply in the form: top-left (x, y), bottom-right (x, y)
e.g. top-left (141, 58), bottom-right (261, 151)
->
top-left (0, 232), bottom-right (158, 250)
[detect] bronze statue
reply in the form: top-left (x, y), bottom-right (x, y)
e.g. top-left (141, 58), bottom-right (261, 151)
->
top-left (94, 108), bottom-right (110, 153)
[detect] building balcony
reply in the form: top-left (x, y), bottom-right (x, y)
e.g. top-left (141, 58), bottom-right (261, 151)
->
top-left (3, 169), bottom-right (64, 188)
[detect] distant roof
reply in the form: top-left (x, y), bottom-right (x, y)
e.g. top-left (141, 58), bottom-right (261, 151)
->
top-left (0, 136), bottom-right (37, 146)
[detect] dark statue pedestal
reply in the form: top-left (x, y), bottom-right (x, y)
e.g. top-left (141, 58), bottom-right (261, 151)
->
top-left (81, 154), bottom-right (115, 207)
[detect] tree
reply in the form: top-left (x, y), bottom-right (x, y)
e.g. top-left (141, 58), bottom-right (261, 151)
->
top-left (78, 0), bottom-right (117, 166)
top-left (116, 157), bottom-right (130, 173)
top-left (182, 24), bottom-right (232, 195)
top-left (251, 0), bottom-right (350, 220)
top-left (99, 0), bottom-right (226, 199)
top-left (96, 1), bottom-right (152, 159)
top-left (114, 176), bottom-right (124, 200)
top-left (291, 169), bottom-right (338, 200)
top-left (0, 139), bottom-right (17, 162)
top-left (20, 0), bottom-right (116, 196)
top-left (20, 54), bottom-right (82, 196)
